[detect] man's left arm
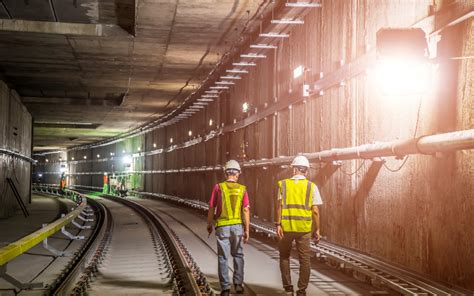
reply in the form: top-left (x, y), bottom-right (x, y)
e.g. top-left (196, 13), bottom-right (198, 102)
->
top-left (243, 207), bottom-right (250, 243)
top-left (311, 205), bottom-right (321, 242)
top-left (242, 191), bottom-right (250, 243)
top-left (311, 183), bottom-right (322, 243)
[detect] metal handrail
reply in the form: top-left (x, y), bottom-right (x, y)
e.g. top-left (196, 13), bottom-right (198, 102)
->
top-left (0, 188), bottom-right (86, 266)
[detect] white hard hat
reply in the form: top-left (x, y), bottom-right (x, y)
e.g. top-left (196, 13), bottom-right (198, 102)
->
top-left (224, 159), bottom-right (241, 172)
top-left (291, 155), bottom-right (310, 168)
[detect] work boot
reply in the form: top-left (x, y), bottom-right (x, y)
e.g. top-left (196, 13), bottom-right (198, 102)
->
top-left (284, 285), bottom-right (294, 296)
top-left (296, 289), bottom-right (306, 296)
top-left (220, 289), bottom-right (230, 296)
top-left (235, 284), bottom-right (244, 294)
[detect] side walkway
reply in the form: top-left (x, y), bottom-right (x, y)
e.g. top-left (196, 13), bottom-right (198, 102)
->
top-left (0, 194), bottom-right (91, 296)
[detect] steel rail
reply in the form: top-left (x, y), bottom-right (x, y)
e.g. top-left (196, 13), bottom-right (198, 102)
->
top-left (50, 197), bottom-right (109, 295)
top-left (130, 190), bottom-right (471, 296)
top-left (0, 197), bottom-right (86, 266)
top-left (313, 242), bottom-right (469, 296)
top-left (102, 196), bottom-right (206, 295)
top-left (31, 184), bottom-right (108, 294)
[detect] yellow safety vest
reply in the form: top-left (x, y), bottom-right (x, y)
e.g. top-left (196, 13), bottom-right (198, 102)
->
top-left (216, 182), bottom-right (246, 227)
top-left (278, 178), bottom-right (314, 233)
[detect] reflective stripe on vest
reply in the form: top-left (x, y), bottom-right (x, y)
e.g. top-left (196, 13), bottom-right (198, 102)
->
top-left (279, 179), bottom-right (313, 233)
top-left (216, 182), bottom-right (245, 227)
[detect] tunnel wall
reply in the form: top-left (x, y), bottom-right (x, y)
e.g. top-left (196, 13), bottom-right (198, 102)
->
top-left (0, 81), bottom-right (32, 218)
top-left (35, 0), bottom-right (474, 289)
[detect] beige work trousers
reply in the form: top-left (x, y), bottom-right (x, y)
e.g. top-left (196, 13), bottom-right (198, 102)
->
top-left (279, 232), bottom-right (312, 294)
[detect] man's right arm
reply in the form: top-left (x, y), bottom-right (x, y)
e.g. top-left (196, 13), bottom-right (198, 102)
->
top-left (207, 207), bottom-right (214, 234)
top-left (207, 184), bottom-right (218, 234)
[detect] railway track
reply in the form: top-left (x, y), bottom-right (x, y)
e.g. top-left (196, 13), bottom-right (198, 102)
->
top-left (37, 186), bottom-right (470, 295)
top-left (134, 197), bottom-right (365, 296)
top-left (52, 195), bottom-right (212, 295)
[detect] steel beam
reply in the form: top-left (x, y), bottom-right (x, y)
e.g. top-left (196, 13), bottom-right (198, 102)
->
top-left (0, 19), bottom-right (130, 37)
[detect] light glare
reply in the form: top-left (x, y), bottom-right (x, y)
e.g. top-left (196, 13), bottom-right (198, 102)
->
top-left (123, 155), bottom-right (132, 165)
top-left (375, 57), bottom-right (431, 95)
top-left (293, 65), bottom-right (304, 79)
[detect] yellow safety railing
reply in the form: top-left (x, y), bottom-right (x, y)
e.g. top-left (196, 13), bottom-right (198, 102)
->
top-left (0, 200), bottom-right (86, 266)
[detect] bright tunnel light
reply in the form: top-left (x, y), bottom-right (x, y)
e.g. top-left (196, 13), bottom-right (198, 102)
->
top-left (123, 155), bottom-right (133, 165)
top-left (242, 102), bottom-right (249, 113)
top-left (293, 65), bottom-right (304, 79)
top-left (375, 57), bottom-right (431, 95)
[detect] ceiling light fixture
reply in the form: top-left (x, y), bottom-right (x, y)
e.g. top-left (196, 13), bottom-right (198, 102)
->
top-left (226, 69), bottom-right (248, 74)
top-left (232, 62), bottom-right (257, 66)
top-left (210, 86), bottom-right (229, 89)
top-left (271, 18), bottom-right (304, 25)
top-left (215, 81), bottom-right (235, 85)
top-left (293, 65), bottom-right (305, 78)
top-left (250, 44), bottom-right (277, 49)
top-left (240, 53), bottom-right (267, 58)
top-left (285, 2), bottom-right (322, 8)
top-left (220, 76), bottom-right (242, 80)
top-left (259, 32), bottom-right (290, 38)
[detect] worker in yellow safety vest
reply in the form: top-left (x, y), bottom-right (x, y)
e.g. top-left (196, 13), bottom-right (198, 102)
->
top-left (207, 160), bottom-right (250, 296)
top-left (275, 155), bottom-right (322, 296)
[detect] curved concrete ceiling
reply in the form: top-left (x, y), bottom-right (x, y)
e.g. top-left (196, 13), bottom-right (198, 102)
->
top-left (0, 0), bottom-right (263, 151)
